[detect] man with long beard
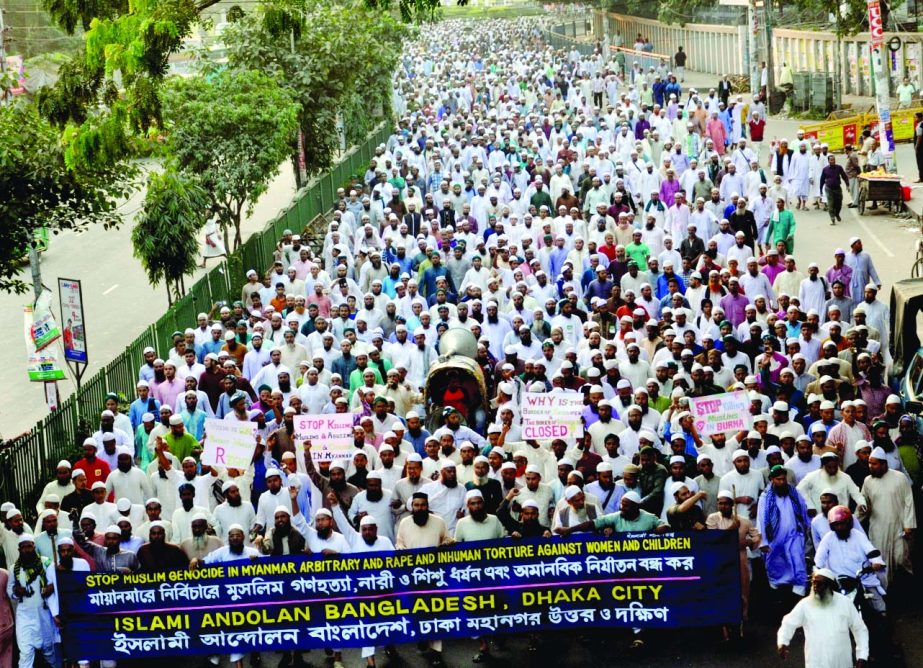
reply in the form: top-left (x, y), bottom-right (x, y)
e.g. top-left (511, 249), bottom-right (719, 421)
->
top-left (757, 466), bottom-right (811, 601)
top-left (777, 569), bottom-right (868, 667)
top-left (464, 456), bottom-right (503, 514)
top-left (861, 447), bottom-right (916, 585)
top-left (344, 471), bottom-right (395, 542)
top-left (418, 461), bottom-right (466, 534)
top-left (454, 490), bottom-right (506, 662)
top-left (706, 490), bottom-right (761, 623)
top-left (74, 524), bottom-right (140, 572)
top-left (213, 480), bottom-right (256, 543)
top-left (193, 525), bottom-right (259, 668)
top-left (390, 453), bottom-right (424, 525)
top-left (395, 493), bottom-right (451, 666)
top-left (55, 536), bottom-right (90, 572)
top-left (328, 502), bottom-right (397, 668)
top-left (8, 535), bottom-right (60, 668)
top-left (136, 522), bottom-right (189, 571)
top-left (0, 507), bottom-right (27, 568)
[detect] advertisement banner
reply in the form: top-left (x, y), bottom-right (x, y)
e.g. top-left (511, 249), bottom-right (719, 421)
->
top-left (58, 278), bottom-right (88, 363)
top-left (201, 419), bottom-right (257, 469)
top-left (689, 391), bottom-right (752, 436)
top-left (59, 532), bottom-right (741, 660)
top-left (23, 306), bottom-right (65, 382)
top-left (293, 414), bottom-right (356, 462)
top-left (521, 392), bottom-right (585, 440)
top-left (31, 288), bottom-right (61, 351)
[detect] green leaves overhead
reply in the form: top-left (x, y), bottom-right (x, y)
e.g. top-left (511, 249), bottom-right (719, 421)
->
top-left (0, 102), bottom-right (133, 294)
top-left (162, 69), bottom-right (301, 248)
top-left (222, 0), bottom-right (405, 177)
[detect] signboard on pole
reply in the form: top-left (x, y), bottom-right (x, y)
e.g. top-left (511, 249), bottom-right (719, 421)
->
top-left (201, 419), bottom-right (257, 470)
top-left (689, 391), bottom-right (752, 437)
top-left (293, 414), bottom-right (356, 463)
top-left (521, 392), bottom-right (585, 441)
top-left (23, 306), bottom-right (65, 382)
top-left (58, 278), bottom-right (88, 363)
top-left (867, 0), bottom-right (896, 156)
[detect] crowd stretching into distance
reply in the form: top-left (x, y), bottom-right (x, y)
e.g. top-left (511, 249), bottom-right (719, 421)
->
top-left (1, 17), bottom-right (918, 668)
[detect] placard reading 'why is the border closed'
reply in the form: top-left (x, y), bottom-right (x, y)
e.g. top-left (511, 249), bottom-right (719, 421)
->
top-left (521, 392), bottom-right (585, 440)
top-left (58, 532), bottom-right (740, 660)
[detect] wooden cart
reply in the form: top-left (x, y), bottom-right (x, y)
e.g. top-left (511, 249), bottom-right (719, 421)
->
top-left (857, 174), bottom-right (904, 214)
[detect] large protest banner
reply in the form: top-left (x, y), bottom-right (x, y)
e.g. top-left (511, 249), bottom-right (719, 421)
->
top-left (58, 532), bottom-right (740, 660)
top-left (521, 392), bottom-right (584, 440)
top-left (689, 391), bottom-right (752, 437)
top-left (201, 419), bottom-right (256, 469)
top-left (293, 414), bottom-right (356, 463)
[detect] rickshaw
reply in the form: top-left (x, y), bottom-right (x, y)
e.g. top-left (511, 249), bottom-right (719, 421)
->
top-left (423, 328), bottom-right (489, 433)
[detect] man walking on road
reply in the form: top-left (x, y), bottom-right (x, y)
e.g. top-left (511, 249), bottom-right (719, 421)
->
top-left (673, 46), bottom-right (686, 82)
top-left (819, 154), bottom-right (850, 225)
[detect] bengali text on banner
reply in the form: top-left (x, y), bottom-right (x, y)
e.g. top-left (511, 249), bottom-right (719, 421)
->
top-left (58, 532), bottom-right (741, 660)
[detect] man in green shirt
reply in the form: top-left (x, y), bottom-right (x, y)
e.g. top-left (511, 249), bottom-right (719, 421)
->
top-left (625, 236), bottom-right (650, 269)
top-left (164, 414), bottom-right (200, 462)
top-left (558, 491), bottom-right (668, 535)
top-left (766, 197), bottom-right (796, 254)
top-left (529, 179), bottom-right (553, 211)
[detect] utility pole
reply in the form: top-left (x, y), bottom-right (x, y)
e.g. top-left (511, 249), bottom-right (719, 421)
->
top-left (763, 0), bottom-right (774, 113)
top-left (867, 0), bottom-right (896, 168)
top-left (748, 0), bottom-right (760, 95)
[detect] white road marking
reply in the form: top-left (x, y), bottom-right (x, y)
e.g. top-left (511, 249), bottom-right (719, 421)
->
top-left (102, 284), bottom-right (119, 295)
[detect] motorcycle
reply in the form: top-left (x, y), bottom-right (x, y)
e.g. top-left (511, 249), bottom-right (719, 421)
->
top-left (834, 549), bottom-right (894, 663)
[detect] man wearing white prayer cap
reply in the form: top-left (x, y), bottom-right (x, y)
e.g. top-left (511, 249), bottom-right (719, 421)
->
top-left (778, 568), bottom-right (869, 667)
top-left (106, 445), bottom-right (154, 505)
top-left (720, 447), bottom-right (765, 519)
top-left (73, 523), bottom-right (140, 572)
top-left (302, 440), bottom-right (361, 513)
top-left (212, 480), bottom-right (256, 543)
top-left (9, 532), bottom-right (60, 668)
top-left (417, 458), bottom-right (466, 533)
top-left (552, 484), bottom-right (601, 533)
top-left (254, 504), bottom-right (304, 557)
top-left (455, 488), bottom-right (505, 543)
top-left (861, 445), bottom-right (917, 584)
top-left (336, 469), bottom-right (396, 543)
top-left (190, 523), bottom-right (260, 668)
top-left (706, 489), bottom-right (760, 621)
top-left (55, 535), bottom-right (91, 572)
top-left (179, 512), bottom-right (222, 562)
top-left (35, 460), bottom-right (75, 515)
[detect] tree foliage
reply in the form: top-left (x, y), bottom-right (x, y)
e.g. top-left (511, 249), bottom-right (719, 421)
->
top-left (162, 69), bottom-right (300, 249)
top-left (222, 0), bottom-right (406, 184)
top-left (131, 171), bottom-right (210, 305)
top-left (0, 101), bottom-right (133, 294)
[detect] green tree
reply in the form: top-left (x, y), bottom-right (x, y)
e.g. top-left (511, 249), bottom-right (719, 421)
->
top-left (131, 171), bottom-right (209, 305)
top-left (0, 101), bottom-right (133, 294)
top-left (162, 69), bottom-right (300, 248)
top-left (35, 0), bottom-right (438, 167)
top-left (222, 0), bottom-right (405, 186)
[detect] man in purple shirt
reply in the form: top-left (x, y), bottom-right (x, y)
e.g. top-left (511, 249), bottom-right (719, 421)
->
top-left (825, 248), bottom-right (853, 299)
top-left (660, 171), bottom-right (682, 205)
top-left (761, 249), bottom-right (785, 285)
top-left (719, 277), bottom-right (751, 327)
